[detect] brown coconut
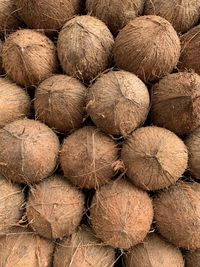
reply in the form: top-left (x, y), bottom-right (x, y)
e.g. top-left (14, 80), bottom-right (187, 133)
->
top-left (0, 119), bottom-right (60, 184)
top-left (60, 126), bottom-right (118, 189)
top-left (27, 175), bottom-right (85, 240)
top-left (90, 179), bottom-right (153, 249)
top-left (86, 0), bottom-right (145, 34)
top-left (114, 15), bottom-right (180, 82)
top-left (57, 15), bottom-right (114, 82)
top-left (54, 226), bottom-right (115, 267)
top-left (144, 0), bottom-right (200, 33)
top-left (2, 29), bottom-right (58, 87)
top-left (151, 72), bottom-right (200, 135)
top-left (0, 0), bottom-right (19, 33)
top-left (126, 233), bottom-right (184, 267)
top-left (154, 182), bottom-right (200, 249)
top-left (86, 70), bottom-right (150, 136)
top-left (15, 0), bottom-right (80, 31)
top-left (35, 75), bottom-right (86, 133)
top-left (186, 250), bottom-right (200, 267)
top-left (0, 40), bottom-right (4, 74)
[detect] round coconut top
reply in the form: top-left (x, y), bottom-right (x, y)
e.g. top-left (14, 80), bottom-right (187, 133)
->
top-left (154, 182), bottom-right (200, 249)
top-left (126, 233), bottom-right (184, 267)
top-left (57, 15), bottom-right (114, 82)
top-left (60, 126), bottom-right (118, 189)
top-left (144, 0), bottom-right (200, 33)
top-left (121, 126), bottom-right (188, 191)
top-left (0, 0), bottom-right (19, 33)
top-left (151, 72), bottom-right (200, 135)
top-left (186, 250), bottom-right (200, 267)
top-left (15, 0), bottom-right (80, 30)
top-left (0, 119), bottom-right (60, 184)
top-left (86, 0), bottom-right (145, 34)
top-left (34, 75), bottom-right (86, 133)
top-left (27, 175), bottom-right (85, 240)
top-left (90, 179), bottom-right (153, 249)
top-left (54, 225), bottom-right (115, 267)
top-left (2, 29), bottom-right (58, 87)
top-left (114, 15), bottom-right (180, 82)
top-left (86, 70), bottom-right (150, 136)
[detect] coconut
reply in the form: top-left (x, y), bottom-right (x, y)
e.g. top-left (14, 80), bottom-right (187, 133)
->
top-left (90, 179), bottom-right (153, 249)
top-left (35, 75), bottom-right (86, 133)
top-left (154, 182), bottom-right (200, 249)
top-left (114, 15), bottom-right (180, 82)
top-left (0, 40), bottom-right (4, 74)
top-left (86, 0), bottom-right (145, 34)
top-left (86, 70), bottom-right (150, 136)
top-left (0, 0), bottom-right (19, 34)
top-left (126, 233), bottom-right (184, 267)
top-left (0, 119), bottom-right (60, 184)
top-left (15, 0), bottom-right (80, 31)
top-left (54, 226), bottom-right (115, 267)
top-left (151, 72), bottom-right (200, 135)
top-left (2, 29), bottom-right (58, 87)
top-left (57, 15), bottom-right (114, 82)
top-left (144, 0), bottom-right (200, 33)
top-left (60, 126), bottom-right (118, 189)
top-left (186, 250), bottom-right (200, 267)
top-left (27, 175), bottom-right (85, 240)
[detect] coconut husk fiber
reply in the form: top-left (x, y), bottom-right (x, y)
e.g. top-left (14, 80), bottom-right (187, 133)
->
top-left (0, 0), bottom-right (19, 34)
top-left (186, 250), bottom-right (200, 267)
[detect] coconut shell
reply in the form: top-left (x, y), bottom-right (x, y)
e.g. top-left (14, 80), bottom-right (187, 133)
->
top-left (60, 126), bottom-right (118, 189)
top-left (90, 179), bottom-right (153, 249)
top-left (154, 182), bottom-right (200, 249)
top-left (186, 250), bottom-right (200, 267)
top-left (35, 75), bottom-right (86, 133)
top-left (27, 175), bottom-right (85, 240)
top-left (2, 29), bottom-right (58, 87)
top-left (86, 70), bottom-right (150, 136)
top-left (151, 72), bottom-right (200, 135)
top-left (0, 0), bottom-right (19, 33)
top-left (122, 126), bottom-right (188, 191)
top-left (54, 226), bottom-right (115, 267)
top-left (0, 119), bottom-right (60, 184)
top-left (86, 0), bottom-right (145, 34)
top-left (126, 233), bottom-right (184, 267)
top-left (57, 15), bottom-right (114, 82)
top-left (114, 15), bottom-right (180, 82)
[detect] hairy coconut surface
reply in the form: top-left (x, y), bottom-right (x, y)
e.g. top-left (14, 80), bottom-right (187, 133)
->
top-left (15, 0), bottom-right (80, 30)
top-left (114, 15), bottom-right (180, 82)
top-left (35, 75), bottom-right (86, 133)
top-left (86, 0), bottom-right (145, 34)
top-left (0, 0), bottom-right (19, 33)
top-left (60, 126), bottom-right (118, 189)
top-left (54, 226), bottom-right (115, 267)
top-left (186, 250), bottom-right (200, 267)
top-left (144, 0), bottom-right (200, 33)
top-left (151, 72), bottom-right (200, 135)
top-left (2, 29), bottom-right (58, 87)
top-left (90, 179), bottom-right (153, 249)
top-left (126, 233), bottom-right (184, 267)
top-left (0, 119), bottom-right (60, 184)
top-left (27, 175), bottom-right (85, 240)
top-left (86, 70), bottom-right (150, 136)
top-left (57, 15), bottom-right (114, 82)
top-left (154, 182), bottom-right (200, 249)
top-left (121, 126), bottom-right (188, 191)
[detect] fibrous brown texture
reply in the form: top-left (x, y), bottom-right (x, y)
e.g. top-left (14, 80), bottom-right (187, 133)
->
top-left (186, 250), bottom-right (200, 267)
top-left (0, 78), bottom-right (30, 127)
top-left (2, 29), bottom-right (58, 87)
top-left (90, 179), bottom-right (153, 249)
top-left (86, 70), bottom-right (150, 136)
top-left (35, 75), bottom-right (86, 133)
top-left (0, 119), bottom-right (60, 184)
top-left (154, 182), bottom-right (200, 249)
top-left (86, 0), bottom-right (145, 34)
top-left (15, 0), bottom-right (80, 30)
top-left (54, 226), bottom-right (115, 267)
top-left (151, 72), bottom-right (200, 135)
top-left (0, 0), bottom-right (19, 33)
top-left (27, 175), bottom-right (85, 240)
top-left (57, 15), bottom-right (114, 82)
top-left (114, 15), bottom-right (180, 82)
top-left (144, 0), bottom-right (200, 33)
top-left (121, 126), bottom-right (188, 191)
top-left (126, 233), bottom-right (184, 267)
top-left (0, 41), bottom-right (4, 74)
top-left (60, 126), bottom-right (118, 189)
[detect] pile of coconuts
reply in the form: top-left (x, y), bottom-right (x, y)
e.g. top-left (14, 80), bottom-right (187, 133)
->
top-left (1, 1), bottom-right (200, 267)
